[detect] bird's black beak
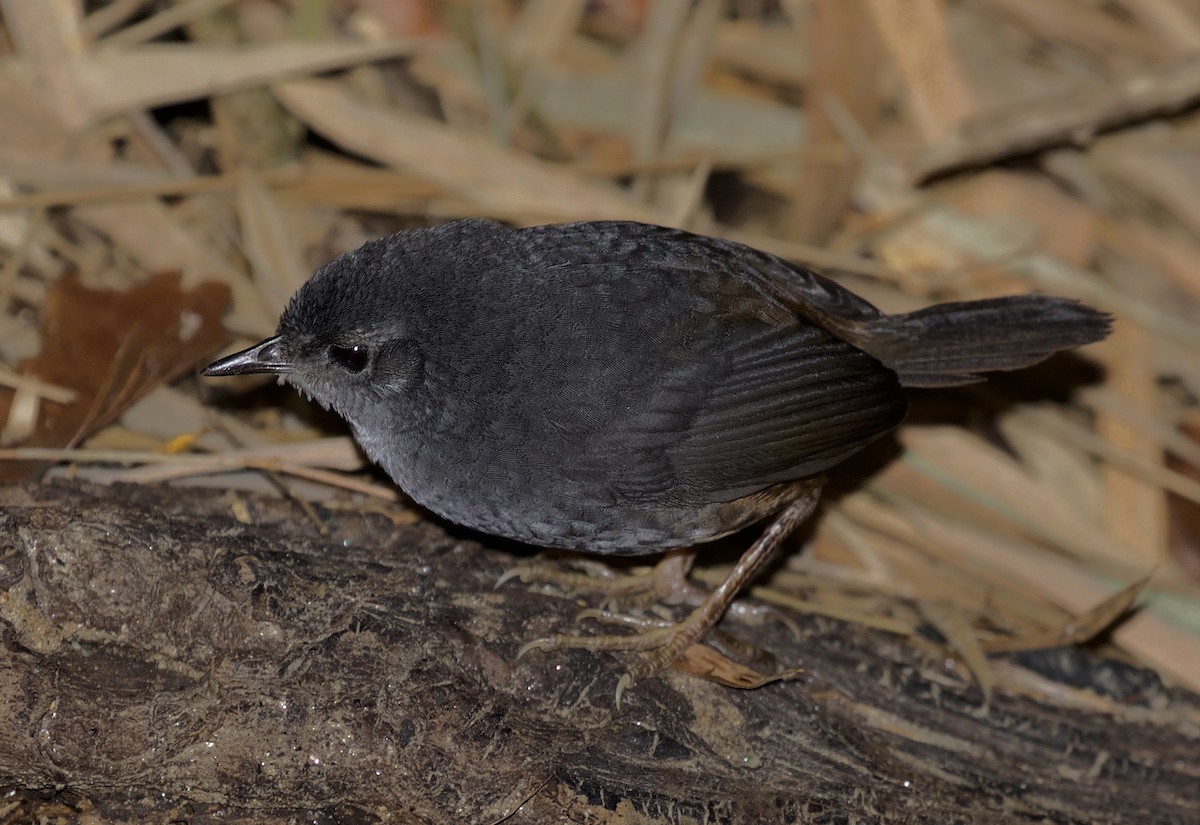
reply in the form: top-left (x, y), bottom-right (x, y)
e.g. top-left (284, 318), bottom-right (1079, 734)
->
top-left (203, 336), bottom-right (292, 376)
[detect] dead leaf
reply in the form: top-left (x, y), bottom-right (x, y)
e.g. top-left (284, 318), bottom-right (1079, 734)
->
top-left (982, 575), bottom-right (1151, 654)
top-left (919, 600), bottom-right (994, 702)
top-left (671, 642), bottom-right (805, 689)
top-left (0, 273), bottom-right (230, 480)
top-left (1167, 416), bottom-right (1200, 579)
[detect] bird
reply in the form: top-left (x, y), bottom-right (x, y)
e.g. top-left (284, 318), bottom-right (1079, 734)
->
top-left (205, 218), bottom-right (1111, 699)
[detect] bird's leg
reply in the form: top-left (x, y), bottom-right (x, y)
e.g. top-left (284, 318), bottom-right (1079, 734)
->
top-left (498, 547), bottom-right (703, 609)
top-left (518, 480), bottom-right (823, 703)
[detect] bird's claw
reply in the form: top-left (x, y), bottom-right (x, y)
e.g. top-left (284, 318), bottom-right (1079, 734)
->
top-left (493, 565), bottom-right (531, 589)
top-left (516, 610), bottom-right (714, 705)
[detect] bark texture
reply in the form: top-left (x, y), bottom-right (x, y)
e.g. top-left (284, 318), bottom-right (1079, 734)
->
top-left (0, 481), bottom-right (1196, 823)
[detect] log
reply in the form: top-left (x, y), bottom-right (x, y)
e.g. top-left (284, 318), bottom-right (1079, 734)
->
top-left (0, 481), bottom-right (1195, 823)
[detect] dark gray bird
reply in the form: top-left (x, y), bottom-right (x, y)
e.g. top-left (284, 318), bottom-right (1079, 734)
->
top-left (205, 218), bottom-right (1110, 693)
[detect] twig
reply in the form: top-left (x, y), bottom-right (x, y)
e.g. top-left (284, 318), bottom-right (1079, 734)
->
top-left (913, 57), bottom-right (1200, 181)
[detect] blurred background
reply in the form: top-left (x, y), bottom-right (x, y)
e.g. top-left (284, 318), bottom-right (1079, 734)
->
top-left (0, 0), bottom-right (1198, 696)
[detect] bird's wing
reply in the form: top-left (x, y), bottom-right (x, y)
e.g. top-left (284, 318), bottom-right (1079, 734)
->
top-left (494, 221), bottom-right (906, 506)
top-left (606, 320), bottom-right (907, 506)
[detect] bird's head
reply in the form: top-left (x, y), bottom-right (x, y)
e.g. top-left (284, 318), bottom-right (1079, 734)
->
top-left (204, 238), bottom-right (425, 429)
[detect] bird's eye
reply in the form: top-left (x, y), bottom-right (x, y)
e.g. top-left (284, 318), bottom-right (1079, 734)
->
top-left (330, 344), bottom-right (369, 373)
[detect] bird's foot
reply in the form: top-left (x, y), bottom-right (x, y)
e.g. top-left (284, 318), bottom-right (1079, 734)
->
top-left (497, 548), bottom-right (701, 610)
top-left (515, 484), bottom-right (824, 706)
top-left (517, 602), bottom-right (720, 707)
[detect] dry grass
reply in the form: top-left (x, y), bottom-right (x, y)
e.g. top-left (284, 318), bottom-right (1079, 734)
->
top-left (0, 0), bottom-right (1198, 698)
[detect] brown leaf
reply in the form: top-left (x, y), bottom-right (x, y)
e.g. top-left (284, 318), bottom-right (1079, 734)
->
top-left (671, 642), bottom-right (805, 689)
top-left (1167, 417), bottom-right (1200, 580)
top-left (918, 600), bottom-right (994, 702)
top-left (0, 274), bottom-right (230, 481)
top-left (982, 575), bottom-right (1150, 654)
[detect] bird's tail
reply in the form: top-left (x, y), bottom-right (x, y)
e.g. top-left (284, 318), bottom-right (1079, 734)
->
top-left (851, 296), bottom-right (1112, 387)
